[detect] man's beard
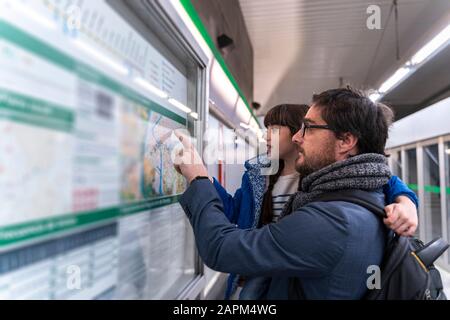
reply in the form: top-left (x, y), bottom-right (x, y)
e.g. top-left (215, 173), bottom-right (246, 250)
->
top-left (295, 147), bottom-right (336, 178)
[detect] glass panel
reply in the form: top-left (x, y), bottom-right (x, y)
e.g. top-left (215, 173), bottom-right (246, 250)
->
top-left (445, 142), bottom-right (450, 264)
top-left (405, 148), bottom-right (419, 237)
top-left (405, 149), bottom-right (418, 187)
top-left (0, 0), bottom-right (199, 299)
top-left (223, 126), bottom-right (245, 194)
top-left (392, 151), bottom-right (403, 179)
top-left (205, 115), bottom-right (220, 179)
top-left (423, 145), bottom-right (442, 242)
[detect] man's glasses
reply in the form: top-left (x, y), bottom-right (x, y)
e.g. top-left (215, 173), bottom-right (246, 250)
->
top-left (300, 122), bottom-right (334, 138)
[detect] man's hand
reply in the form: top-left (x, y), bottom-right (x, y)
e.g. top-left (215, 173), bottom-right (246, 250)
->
top-left (383, 196), bottom-right (418, 237)
top-left (173, 130), bottom-right (209, 184)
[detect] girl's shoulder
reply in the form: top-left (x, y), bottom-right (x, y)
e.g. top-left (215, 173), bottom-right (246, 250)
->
top-left (244, 155), bottom-right (269, 194)
top-left (245, 154), bottom-right (271, 171)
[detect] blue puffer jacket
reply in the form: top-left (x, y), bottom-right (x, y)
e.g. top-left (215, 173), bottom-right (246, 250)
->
top-left (213, 155), bottom-right (419, 299)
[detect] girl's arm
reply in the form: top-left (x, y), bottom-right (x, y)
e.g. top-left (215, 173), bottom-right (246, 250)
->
top-left (383, 176), bottom-right (419, 236)
top-left (212, 177), bottom-right (244, 224)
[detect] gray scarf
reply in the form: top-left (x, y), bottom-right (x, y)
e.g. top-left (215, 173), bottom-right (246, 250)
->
top-left (281, 153), bottom-right (391, 217)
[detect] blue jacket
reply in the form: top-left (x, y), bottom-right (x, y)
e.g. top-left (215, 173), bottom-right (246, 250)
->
top-left (180, 179), bottom-right (387, 299)
top-left (213, 155), bottom-right (419, 299)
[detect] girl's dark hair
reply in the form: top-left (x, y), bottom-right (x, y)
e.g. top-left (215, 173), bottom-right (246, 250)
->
top-left (260, 104), bottom-right (309, 225)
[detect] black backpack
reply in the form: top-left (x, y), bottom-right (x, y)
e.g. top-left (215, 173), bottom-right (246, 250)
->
top-left (288, 190), bottom-right (449, 300)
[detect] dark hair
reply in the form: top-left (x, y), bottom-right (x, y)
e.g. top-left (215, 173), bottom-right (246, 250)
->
top-left (264, 104), bottom-right (308, 135)
top-left (261, 104), bottom-right (309, 225)
top-left (311, 86), bottom-right (394, 156)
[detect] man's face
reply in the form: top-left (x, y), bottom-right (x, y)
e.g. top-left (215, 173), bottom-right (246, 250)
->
top-left (266, 125), bottom-right (298, 160)
top-left (292, 104), bottom-right (338, 177)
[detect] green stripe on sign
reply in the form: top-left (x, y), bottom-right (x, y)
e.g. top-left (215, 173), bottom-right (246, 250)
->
top-left (0, 196), bottom-right (182, 246)
top-left (0, 207), bottom-right (118, 246)
top-left (0, 21), bottom-right (186, 126)
top-left (120, 195), bottom-right (181, 216)
top-left (0, 20), bottom-right (75, 71)
top-left (0, 89), bottom-right (74, 132)
top-left (179, 0), bottom-right (260, 128)
top-left (407, 184), bottom-right (419, 191)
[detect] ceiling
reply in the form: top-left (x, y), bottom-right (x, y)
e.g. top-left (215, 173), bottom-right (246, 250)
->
top-left (239, 0), bottom-right (450, 118)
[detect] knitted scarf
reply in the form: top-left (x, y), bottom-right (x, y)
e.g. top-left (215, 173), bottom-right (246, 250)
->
top-left (281, 153), bottom-right (391, 216)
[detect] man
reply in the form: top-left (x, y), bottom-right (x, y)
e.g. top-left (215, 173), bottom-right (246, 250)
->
top-left (174, 87), bottom-right (400, 299)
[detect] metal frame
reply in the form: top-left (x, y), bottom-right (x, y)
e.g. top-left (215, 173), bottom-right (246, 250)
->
top-left (441, 135), bottom-right (450, 269)
top-left (417, 144), bottom-right (426, 241)
top-left (403, 146), bottom-right (418, 185)
top-left (401, 148), bottom-right (407, 182)
top-left (387, 133), bottom-right (450, 270)
top-left (438, 137), bottom-right (448, 265)
top-left (419, 138), bottom-right (439, 243)
top-left (175, 275), bottom-right (206, 300)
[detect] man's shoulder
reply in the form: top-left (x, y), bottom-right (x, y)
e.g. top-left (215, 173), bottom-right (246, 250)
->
top-left (302, 190), bottom-right (384, 212)
top-left (290, 190), bottom-right (385, 225)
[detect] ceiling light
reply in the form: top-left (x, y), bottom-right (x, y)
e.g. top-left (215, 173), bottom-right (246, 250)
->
top-left (240, 122), bottom-right (250, 130)
top-left (369, 93), bottom-right (381, 103)
top-left (379, 67), bottom-right (410, 93)
top-left (411, 24), bottom-right (450, 65)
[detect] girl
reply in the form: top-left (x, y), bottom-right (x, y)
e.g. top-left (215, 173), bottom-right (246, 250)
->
top-left (212, 104), bottom-right (418, 299)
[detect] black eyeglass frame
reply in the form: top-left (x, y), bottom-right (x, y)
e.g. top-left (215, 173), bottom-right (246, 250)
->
top-left (300, 122), bottom-right (334, 137)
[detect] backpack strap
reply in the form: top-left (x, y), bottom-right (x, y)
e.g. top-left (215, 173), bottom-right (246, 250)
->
top-left (288, 277), bottom-right (305, 300)
top-left (314, 189), bottom-right (387, 219)
top-left (288, 189), bottom-right (387, 300)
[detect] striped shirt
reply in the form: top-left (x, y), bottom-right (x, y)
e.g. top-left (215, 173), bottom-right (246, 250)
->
top-left (271, 173), bottom-right (300, 222)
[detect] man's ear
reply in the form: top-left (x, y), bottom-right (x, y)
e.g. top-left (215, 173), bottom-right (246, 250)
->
top-left (336, 132), bottom-right (359, 156)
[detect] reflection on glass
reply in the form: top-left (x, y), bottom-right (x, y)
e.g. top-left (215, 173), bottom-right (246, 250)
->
top-left (115, 205), bottom-right (195, 300)
top-left (423, 145), bottom-right (442, 242)
top-left (392, 151), bottom-right (403, 179)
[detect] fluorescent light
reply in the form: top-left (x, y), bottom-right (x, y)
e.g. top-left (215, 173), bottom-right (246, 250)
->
top-left (73, 39), bottom-right (128, 76)
top-left (189, 112), bottom-right (198, 120)
top-left (168, 98), bottom-right (192, 114)
top-left (445, 148), bottom-right (450, 155)
top-left (236, 98), bottom-right (251, 124)
top-left (211, 61), bottom-right (239, 109)
top-left (255, 128), bottom-right (263, 137)
top-left (12, 1), bottom-right (57, 30)
top-left (411, 24), bottom-right (450, 65)
top-left (134, 77), bottom-right (168, 99)
top-left (250, 117), bottom-right (260, 130)
top-left (240, 122), bottom-right (250, 130)
top-left (369, 93), bottom-right (381, 102)
top-left (379, 67), bottom-right (410, 93)
top-left (169, 0), bottom-right (213, 59)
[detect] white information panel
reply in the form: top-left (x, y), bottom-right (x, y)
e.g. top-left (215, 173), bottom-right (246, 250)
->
top-left (0, 0), bottom-right (196, 299)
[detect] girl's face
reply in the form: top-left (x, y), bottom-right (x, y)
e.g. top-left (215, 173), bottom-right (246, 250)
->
top-left (266, 125), bottom-right (298, 160)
